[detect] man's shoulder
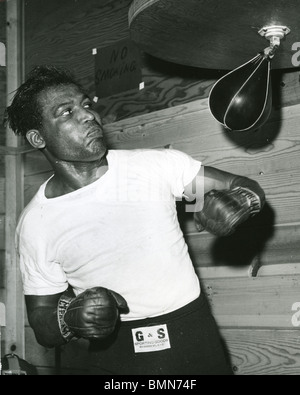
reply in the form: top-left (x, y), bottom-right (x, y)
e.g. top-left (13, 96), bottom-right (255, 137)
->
top-left (109, 148), bottom-right (165, 157)
top-left (109, 148), bottom-right (176, 171)
top-left (18, 196), bottom-right (40, 219)
top-left (16, 182), bottom-right (48, 232)
top-left (109, 148), bottom-right (186, 161)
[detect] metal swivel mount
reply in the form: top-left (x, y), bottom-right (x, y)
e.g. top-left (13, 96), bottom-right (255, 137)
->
top-left (258, 25), bottom-right (291, 58)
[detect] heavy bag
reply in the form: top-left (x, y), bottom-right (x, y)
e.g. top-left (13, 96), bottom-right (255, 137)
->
top-left (209, 52), bottom-right (272, 132)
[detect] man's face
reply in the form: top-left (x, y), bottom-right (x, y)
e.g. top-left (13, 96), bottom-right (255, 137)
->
top-left (38, 84), bottom-right (106, 162)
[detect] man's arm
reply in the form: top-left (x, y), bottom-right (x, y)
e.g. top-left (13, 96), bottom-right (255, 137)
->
top-left (184, 165), bottom-right (265, 236)
top-left (185, 166), bottom-right (264, 200)
top-left (25, 292), bottom-right (66, 348)
top-left (25, 286), bottom-right (128, 348)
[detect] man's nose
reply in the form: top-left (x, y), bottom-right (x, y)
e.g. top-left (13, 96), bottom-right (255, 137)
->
top-left (79, 107), bottom-right (95, 122)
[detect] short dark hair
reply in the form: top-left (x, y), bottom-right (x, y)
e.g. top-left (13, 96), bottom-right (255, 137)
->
top-left (5, 65), bottom-right (81, 137)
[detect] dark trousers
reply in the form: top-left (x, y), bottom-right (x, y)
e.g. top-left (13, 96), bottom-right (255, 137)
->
top-left (88, 293), bottom-right (233, 375)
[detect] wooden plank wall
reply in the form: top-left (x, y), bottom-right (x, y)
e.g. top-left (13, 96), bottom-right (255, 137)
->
top-left (1, 0), bottom-right (298, 374)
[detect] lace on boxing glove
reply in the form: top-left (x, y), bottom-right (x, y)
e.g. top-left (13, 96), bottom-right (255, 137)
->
top-left (57, 292), bottom-right (76, 342)
top-left (231, 186), bottom-right (262, 216)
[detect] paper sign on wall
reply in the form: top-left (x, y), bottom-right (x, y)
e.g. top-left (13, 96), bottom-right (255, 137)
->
top-left (94, 39), bottom-right (142, 98)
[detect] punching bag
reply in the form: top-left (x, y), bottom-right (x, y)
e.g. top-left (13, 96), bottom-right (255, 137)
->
top-left (209, 52), bottom-right (272, 132)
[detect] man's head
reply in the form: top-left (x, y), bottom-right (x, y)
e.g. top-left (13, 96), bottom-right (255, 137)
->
top-left (6, 65), bottom-right (81, 138)
top-left (5, 65), bottom-right (106, 163)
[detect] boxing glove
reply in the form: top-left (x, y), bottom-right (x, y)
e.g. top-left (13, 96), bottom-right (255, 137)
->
top-left (58, 287), bottom-right (127, 342)
top-left (194, 186), bottom-right (263, 237)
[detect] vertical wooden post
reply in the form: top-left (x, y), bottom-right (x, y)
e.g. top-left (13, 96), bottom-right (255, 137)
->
top-left (4, 0), bottom-right (25, 357)
top-left (0, 302), bottom-right (6, 372)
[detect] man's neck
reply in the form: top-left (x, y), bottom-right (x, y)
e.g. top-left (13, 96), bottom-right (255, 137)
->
top-left (45, 155), bottom-right (109, 198)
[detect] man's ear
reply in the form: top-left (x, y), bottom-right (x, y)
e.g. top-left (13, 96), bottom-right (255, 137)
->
top-left (26, 129), bottom-right (46, 149)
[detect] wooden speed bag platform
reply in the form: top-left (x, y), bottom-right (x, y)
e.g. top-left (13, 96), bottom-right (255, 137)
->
top-left (129, 0), bottom-right (300, 70)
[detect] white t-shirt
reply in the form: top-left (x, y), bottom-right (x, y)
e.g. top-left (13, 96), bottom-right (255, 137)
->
top-left (16, 149), bottom-right (202, 320)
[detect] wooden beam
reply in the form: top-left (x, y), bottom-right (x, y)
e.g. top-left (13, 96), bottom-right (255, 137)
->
top-left (0, 303), bottom-right (5, 327)
top-left (4, 0), bottom-right (25, 358)
top-left (0, 145), bottom-right (35, 156)
top-left (0, 302), bottom-right (5, 373)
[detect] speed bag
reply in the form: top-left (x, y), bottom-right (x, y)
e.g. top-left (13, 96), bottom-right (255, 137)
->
top-left (209, 52), bottom-right (272, 132)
